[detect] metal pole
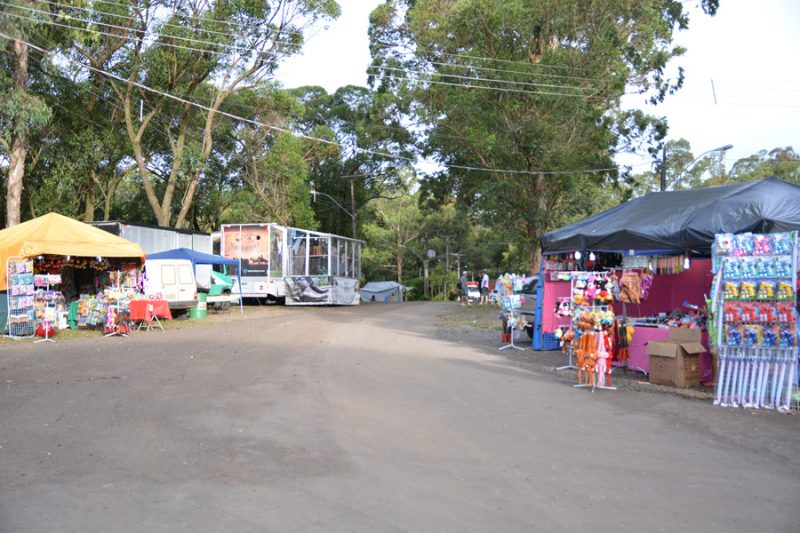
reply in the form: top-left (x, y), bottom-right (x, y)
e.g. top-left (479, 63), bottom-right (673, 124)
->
top-left (445, 238), bottom-right (450, 298)
top-left (423, 259), bottom-right (429, 298)
top-left (660, 145), bottom-right (667, 192)
top-left (350, 177), bottom-right (357, 239)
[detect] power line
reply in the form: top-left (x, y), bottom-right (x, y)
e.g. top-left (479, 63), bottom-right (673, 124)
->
top-left (5, 1), bottom-right (313, 58)
top-left (416, 56), bottom-right (607, 84)
top-left (372, 72), bottom-right (612, 100)
top-left (376, 40), bottom-right (616, 77)
top-left (8, 1), bottom-right (634, 97)
top-left (39, 0), bottom-right (289, 45)
top-left (82, 0), bottom-right (310, 41)
top-left (1, 10), bottom-right (234, 57)
top-left (370, 64), bottom-right (614, 95)
top-left (8, 34), bottom-right (625, 177)
top-left (19, 2), bottom-right (616, 93)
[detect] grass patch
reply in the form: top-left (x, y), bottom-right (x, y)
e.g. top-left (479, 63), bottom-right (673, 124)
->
top-left (440, 302), bottom-right (502, 330)
top-left (0, 304), bottom-right (289, 344)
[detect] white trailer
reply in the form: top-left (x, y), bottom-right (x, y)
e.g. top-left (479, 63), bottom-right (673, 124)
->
top-left (220, 223), bottom-right (363, 305)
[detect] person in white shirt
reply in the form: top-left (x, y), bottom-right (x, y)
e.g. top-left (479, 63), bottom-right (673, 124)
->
top-left (480, 270), bottom-right (490, 304)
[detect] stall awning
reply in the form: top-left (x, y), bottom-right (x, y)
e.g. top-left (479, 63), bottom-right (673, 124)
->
top-left (542, 177), bottom-right (800, 254)
top-left (0, 212), bottom-right (145, 290)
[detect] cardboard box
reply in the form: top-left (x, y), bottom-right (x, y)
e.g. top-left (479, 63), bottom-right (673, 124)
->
top-left (646, 327), bottom-right (705, 388)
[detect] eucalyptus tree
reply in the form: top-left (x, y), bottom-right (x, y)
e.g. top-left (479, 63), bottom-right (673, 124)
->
top-left (369, 0), bottom-right (719, 271)
top-left (0, 0), bottom-right (57, 226)
top-left (53, 0), bottom-right (340, 228)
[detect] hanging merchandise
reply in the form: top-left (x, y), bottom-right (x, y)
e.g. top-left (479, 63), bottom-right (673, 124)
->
top-left (712, 231), bottom-right (798, 412)
top-left (555, 271), bottom-right (617, 390)
top-left (6, 257), bottom-right (36, 338)
top-left (615, 320), bottom-right (634, 361)
top-left (619, 271), bottom-right (642, 304)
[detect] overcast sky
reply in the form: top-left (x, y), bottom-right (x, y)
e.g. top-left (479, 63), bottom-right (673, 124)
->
top-left (275, 0), bottom-right (800, 172)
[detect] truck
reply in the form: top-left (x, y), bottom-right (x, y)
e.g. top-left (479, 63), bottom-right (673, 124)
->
top-left (208, 267), bottom-right (236, 311)
top-left (220, 223), bottom-right (363, 305)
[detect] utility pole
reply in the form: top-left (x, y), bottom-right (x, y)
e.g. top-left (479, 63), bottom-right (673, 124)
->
top-left (349, 176), bottom-right (357, 240)
top-left (451, 253), bottom-right (464, 279)
top-left (444, 237), bottom-right (451, 298)
top-left (660, 145), bottom-right (667, 192)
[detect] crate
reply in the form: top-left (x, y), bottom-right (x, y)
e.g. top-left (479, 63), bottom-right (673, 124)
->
top-left (541, 332), bottom-right (561, 351)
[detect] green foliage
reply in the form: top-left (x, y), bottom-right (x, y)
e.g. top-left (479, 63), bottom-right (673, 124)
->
top-left (369, 0), bottom-right (714, 271)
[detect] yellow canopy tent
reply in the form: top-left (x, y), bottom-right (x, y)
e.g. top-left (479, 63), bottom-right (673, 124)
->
top-left (0, 212), bottom-right (145, 291)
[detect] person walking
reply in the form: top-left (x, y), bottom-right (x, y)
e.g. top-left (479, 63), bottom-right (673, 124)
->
top-left (480, 270), bottom-right (490, 304)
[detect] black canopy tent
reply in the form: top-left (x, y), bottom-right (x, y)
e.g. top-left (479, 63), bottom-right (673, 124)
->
top-left (542, 177), bottom-right (800, 255)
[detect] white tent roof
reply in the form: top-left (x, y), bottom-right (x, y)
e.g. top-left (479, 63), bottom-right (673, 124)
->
top-left (361, 281), bottom-right (409, 293)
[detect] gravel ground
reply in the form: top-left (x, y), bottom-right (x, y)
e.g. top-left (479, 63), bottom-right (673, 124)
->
top-left (1, 301), bottom-right (798, 531)
top-left (438, 302), bottom-right (721, 402)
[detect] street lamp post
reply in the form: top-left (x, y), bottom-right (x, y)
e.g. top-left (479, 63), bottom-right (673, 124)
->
top-left (311, 189), bottom-right (357, 239)
top-left (401, 244), bottom-right (439, 298)
top-left (660, 144), bottom-right (733, 191)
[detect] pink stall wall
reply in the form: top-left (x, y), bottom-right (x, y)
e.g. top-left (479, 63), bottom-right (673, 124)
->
top-left (542, 279), bottom-right (572, 333)
top-left (622, 259), bottom-right (713, 318)
top-left (541, 259), bottom-right (713, 333)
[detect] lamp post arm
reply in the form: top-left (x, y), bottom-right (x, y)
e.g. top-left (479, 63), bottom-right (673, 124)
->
top-left (311, 190), bottom-right (355, 220)
top-left (676, 144), bottom-right (733, 181)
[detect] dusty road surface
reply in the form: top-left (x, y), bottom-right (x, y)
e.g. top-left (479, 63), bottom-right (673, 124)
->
top-left (1, 302), bottom-right (798, 532)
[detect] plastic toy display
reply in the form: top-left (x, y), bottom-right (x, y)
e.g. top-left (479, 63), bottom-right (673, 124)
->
top-left (712, 231), bottom-right (798, 412)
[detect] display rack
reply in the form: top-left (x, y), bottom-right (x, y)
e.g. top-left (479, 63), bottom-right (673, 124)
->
top-left (553, 272), bottom-right (616, 391)
top-left (6, 257), bottom-right (36, 339)
top-left (499, 294), bottom-right (526, 351)
top-left (713, 232), bottom-right (798, 412)
top-left (103, 271), bottom-right (133, 337)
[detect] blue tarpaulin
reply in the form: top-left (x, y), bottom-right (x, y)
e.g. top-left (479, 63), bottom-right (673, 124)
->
top-left (146, 248), bottom-right (242, 313)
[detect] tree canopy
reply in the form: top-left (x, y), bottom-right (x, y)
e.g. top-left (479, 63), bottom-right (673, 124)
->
top-left (3, 0), bottom-right (796, 286)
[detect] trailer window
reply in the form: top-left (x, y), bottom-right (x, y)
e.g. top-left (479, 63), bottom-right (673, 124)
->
top-left (353, 242), bottom-right (361, 279)
top-left (331, 238), bottom-right (339, 276)
top-left (270, 227), bottom-right (283, 278)
top-left (308, 236), bottom-right (328, 275)
top-left (290, 230), bottom-right (308, 276)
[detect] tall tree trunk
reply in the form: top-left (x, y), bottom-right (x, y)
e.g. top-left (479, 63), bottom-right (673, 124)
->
top-left (83, 172), bottom-right (96, 221)
top-left (526, 173), bottom-right (546, 274)
top-left (6, 39), bottom-right (29, 227)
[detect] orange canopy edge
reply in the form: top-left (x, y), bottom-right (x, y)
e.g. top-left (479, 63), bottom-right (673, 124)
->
top-left (0, 212), bottom-right (145, 291)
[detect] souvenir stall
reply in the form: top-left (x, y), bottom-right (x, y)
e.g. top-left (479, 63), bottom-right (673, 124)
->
top-left (537, 177), bottom-right (800, 390)
top-left (1, 213), bottom-right (146, 339)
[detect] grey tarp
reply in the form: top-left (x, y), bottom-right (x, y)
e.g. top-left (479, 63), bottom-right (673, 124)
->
top-left (541, 177), bottom-right (800, 254)
top-left (360, 281), bottom-right (408, 303)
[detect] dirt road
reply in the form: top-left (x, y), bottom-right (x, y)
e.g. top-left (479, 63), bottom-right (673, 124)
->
top-left (1, 303), bottom-right (798, 532)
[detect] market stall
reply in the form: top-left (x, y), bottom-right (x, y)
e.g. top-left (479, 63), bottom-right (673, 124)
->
top-left (536, 177), bottom-right (800, 390)
top-left (1, 213), bottom-right (146, 338)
